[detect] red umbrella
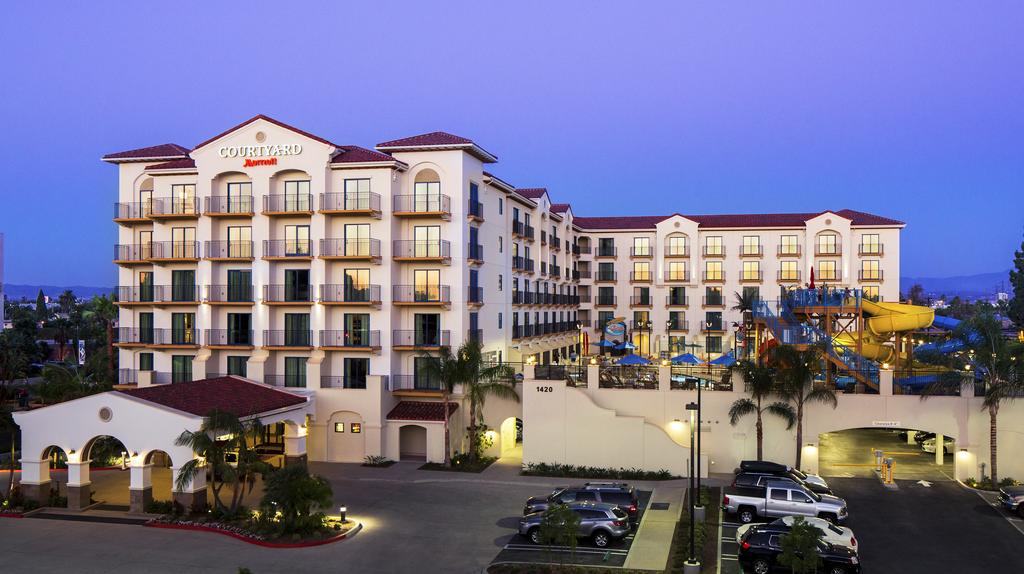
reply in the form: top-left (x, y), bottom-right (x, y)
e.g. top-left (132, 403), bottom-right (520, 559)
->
top-left (809, 266), bottom-right (816, 289)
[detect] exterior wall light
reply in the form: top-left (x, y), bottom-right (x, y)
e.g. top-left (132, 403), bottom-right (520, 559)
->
top-left (589, 357), bottom-right (598, 365)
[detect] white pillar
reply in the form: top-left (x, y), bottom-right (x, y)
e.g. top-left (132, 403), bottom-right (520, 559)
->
top-left (879, 369), bottom-right (893, 396)
top-left (17, 459), bottom-right (51, 503)
top-left (935, 434), bottom-right (944, 466)
top-left (171, 463), bottom-right (208, 511)
top-left (906, 430), bottom-right (916, 445)
top-left (284, 421), bottom-right (308, 464)
top-left (138, 370), bottom-right (154, 388)
top-left (66, 460), bottom-right (92, 510)
top-left (658, 364), bottom-right (671, 391)
top-left (129, 463), bottom-right (154, 513)
top-left (66, 460), bottom-right (91, 488)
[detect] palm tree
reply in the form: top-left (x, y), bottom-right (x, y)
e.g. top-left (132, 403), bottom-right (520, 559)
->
top-left (57, 290), bottom-right (77, 317)
top-left (49, 317), bottom-right (72, 362)
top-left (732, 290), bottom-right (760, 358)
top-left (0, 406), bottom-right (18, 500)
top-left (772, 343), bottom-right (837, 469)
top-left (459, 342), bottom-right (518, 461)
top-left (416, 346), bottom-right (465, 467)
top-left (175, 410), bottom-right (271, 515)
top-left (83, 295), bottom-right (118, 375)
top-left (728, 359), bottom-right (796, 460)
top-left (0, 333), bottom-right (27, 403)
top-left (37, 363), bottom-right (107, 405)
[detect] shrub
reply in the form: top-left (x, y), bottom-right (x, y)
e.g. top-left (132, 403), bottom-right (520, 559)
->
top-left (259, 464), bottom-right (334, 537)
top-left (145, 500), bottom-right (175, 515)
top-left (47, 488), bottom-right (67, 508)
top-left (522, 462), bottom-right (677, 480)
top-left (362, 455), bottom-right (394, 467)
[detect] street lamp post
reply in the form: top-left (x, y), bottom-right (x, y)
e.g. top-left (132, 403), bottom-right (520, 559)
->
top-left (575, 320), bottom-right (583, 363)
top-left (684, 401), bottom-right (700, 573)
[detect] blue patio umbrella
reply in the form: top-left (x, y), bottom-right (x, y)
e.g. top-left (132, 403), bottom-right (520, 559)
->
top-left (617, 354), bottom-right (651, 365)
top-left (671, 353), bottom-right (702, 365)
top-left (614, 341), bottom-right (637, 351)
top-left (709, 351), bottom-right (737, 367)
top-left (592, 339), bottom-right (617, 348)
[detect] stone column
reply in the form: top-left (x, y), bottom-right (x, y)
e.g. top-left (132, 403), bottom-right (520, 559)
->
top-left (18, 459), bottom-right (51, 504)
top-left (129, 464), bottom-right (154, 513)
top-left (171, 464), bottom-right (208, 513)
top-left (283, 421), bottom-right (308, 466)
top-left (906, 430), bottom-right (917, 445)
top-left (66, 461), bottom-right (92, 510)
top-left (935, 434), bottom-right (944, 466)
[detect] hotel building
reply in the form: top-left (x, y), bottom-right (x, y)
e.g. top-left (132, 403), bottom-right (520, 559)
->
top-left (102, 115), bottom-right (903, 464)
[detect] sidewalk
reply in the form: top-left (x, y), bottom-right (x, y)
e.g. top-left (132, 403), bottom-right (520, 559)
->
top-left (622, 485), bottom-right (686, 571)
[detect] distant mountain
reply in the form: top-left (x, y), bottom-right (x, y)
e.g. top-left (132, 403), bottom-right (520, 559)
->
top-left (900, 271), bottom-right (1011, 299)
top-left (3, 284), bottom-right (114, 301)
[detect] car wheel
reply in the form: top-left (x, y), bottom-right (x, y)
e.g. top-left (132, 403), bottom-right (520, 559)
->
top-left (592, 531), bottom-right (610, 548)
top-left (752, 558), bottom-right (771, 574)
top-left (738, 508), bottom-right (755, 523)
top-left (528, 527), bottom-right (542, 545)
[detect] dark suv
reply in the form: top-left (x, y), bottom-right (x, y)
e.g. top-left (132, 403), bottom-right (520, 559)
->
top-left (738, 524), bottom-right (860, 574)
top-left (733, 472), bottom-right (833, 496)
top-left (524, 482), bottom-right (640, 522)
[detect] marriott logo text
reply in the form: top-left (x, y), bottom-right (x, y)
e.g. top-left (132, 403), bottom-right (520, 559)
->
top-left (218, 143), bottom-right (303, 158)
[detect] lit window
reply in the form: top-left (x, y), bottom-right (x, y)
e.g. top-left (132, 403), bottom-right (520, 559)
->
top-left (668, 261), bottom-right (687, 281)
top-left (860, 260), bottom-right (881, 281)
top-left (817, 260), bottom-right (839, 281)
top-left (779, 235), bottom-right (799, 256)
top-left (742, 261), bottom-right (761, 281)
top-left (633, 261), bottom-right (651, 281)
top-left (704, 261), bottom-right (723, 281)
top-left (704, 236), bottom-right (723, 256)
top-left (816, 233), bottom-right (839, 255)
top-left (350, 423), bottom-right (362, 434)
top-left (742, 236), bottom-right (761, 256)
top-left (632, 237), bottom-right (651, 257)
top-left (334, 422), bottom-right (345, 433)
top-left (666, 235), bottom-right (688, 257)
top-left (780, 260), bottom-right (799, 282)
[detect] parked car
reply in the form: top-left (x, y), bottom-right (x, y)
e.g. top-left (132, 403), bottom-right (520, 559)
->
top-left (921, 436), bottom-right (955, 454)
top-left (998, 486), bottom-right (1024, 517)
top-left (913, 431), bottom-right (935, 445)
top-left (722, 479), bottom-right (849, 524)
top-left (518, 501), bottom-right (631, 548)
top-left (736, 516), bottom-right (858, 553)
top-left (524, 482), bottom-right (640, 522)
top-left (734, 471), bottom-right (833, 496)
top-left (738, 523), bottom-right (860, 574)
top-left (739, 460), bottom-right (831, 492)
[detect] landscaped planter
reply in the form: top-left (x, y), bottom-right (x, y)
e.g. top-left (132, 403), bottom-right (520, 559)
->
top-left (145, 518), bottom-right (362, 548)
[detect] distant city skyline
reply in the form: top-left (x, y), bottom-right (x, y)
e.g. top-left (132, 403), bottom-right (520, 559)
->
top-left (2, 1), bottom-right (1022, 285)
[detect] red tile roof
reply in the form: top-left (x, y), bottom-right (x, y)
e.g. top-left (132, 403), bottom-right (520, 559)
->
top-left (573, 215), bottom-right (669, 229)
top-left (146, 158), bottom-right (197, 171)
top-left (386, 401), bottom-right (458, 422)
top-left (102, 143), bottom-right (190, 162)
top-left (331, 145), bottom-right (399, 164)
top-left (377, 131), bottom-right (474, 148)
top-left (574, 210), bottom-right (904, 230)
top-left (516, 188), bottom-right (548, 200)
top-left (191, 114), bottom-right (337, 151)
top-left (550, 203), bottom-right (571, 213)
top-left (119, 376), bottom-right (307, 418)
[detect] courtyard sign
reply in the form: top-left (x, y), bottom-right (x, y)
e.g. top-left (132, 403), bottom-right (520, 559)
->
top-left (218, 144), bottom-right (304, 158)
top-left (871, 420), bottom-right (901, 428)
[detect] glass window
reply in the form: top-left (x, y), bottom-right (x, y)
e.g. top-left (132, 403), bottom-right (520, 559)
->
top-left (171, 227), bottom-right (196, 258)
top-left (632, 237), bottom-right (651, 256)
top-left (344, 223), bottom-right (370, 257)
top-left (138, 352), bottom-right (153, 371)
top-left (861, 233), bottom-right (881, 254)
top-left (863, 285), bottom-right (880, 301)
top-left (705, 311), bottom-right (723, 331)
top-left (780, 260), bottom-right (799, 281)
top-left (861, 259), bottom-right (881, 280)
top-left (344, 357), bottom-right (369, 389)
top-left (171, 312), bottom-right (195, 344)
top-left (227, 226), bottom-right (252, 258)
top-left (227, 313), bottom-right (251, 345)
top-left (284, 180), bottom-right (311, 211)
top-left (139, 271), bottom-right (154, 302)
top-left (227, 356), bottom-right (247, 377)
top-left (817, 260), bottom-right (839, 281)
top-left (704, 236), bottom-right (723, 256)
top-left (344, 313), bottom-right (371, 346)
top-left (706, 335), bottom-right (723, 354)
top-left (284, 313), bottom-right (310, 346)
top-left (226, 182), bottom-right (252, 213)
top-left (704, 261), bottom-right (723, 281)
top-left (598, 238), bottom-right (615, 256)
top-left (343, 179), bottom-right (371, 210)
top-left (414, 226), bottom-right (441, 257)
top-left (668, 261), bottom-right (687, 281)
top-left (172, 270), bottom-right (195, 302)
top-left (414, 314), bottom-right (441, 346)
top-left (817, 233), bottom-right (839, 255)
top-left (227, 270), bottom-right (252, 302)
top-left (285, 225), bottom-right (311, 256)
top-left (139, 312), bottom-right (154, 344)
top-left (171, 355), bottom-right (193, 383)
top-left (669, 286), bottom-right (687, 306)
top-left (780, 235), bottom-right (799, 256)
top-left (633, 261), bottom-right (651, 281)
top-left (742, 235), bottom-right (761, 255)
top-left (414, 269), bottom-right (441, 302)
top-left (742, 261), bottom-right (761, 281)
top-left (705, 286), bottom-right (723, 306)
top-left (344, 268), bottom-right (370, 302)
top-left (666, 235), bottom-right (688, 256)
top-left (284, 269), bottom-right (310, 301)
top-left (284, 356), bottom-right (307, 387)
top-left (171, 184), bottom-right (196, 215)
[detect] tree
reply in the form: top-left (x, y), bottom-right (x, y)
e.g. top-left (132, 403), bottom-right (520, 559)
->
top-left (415, 345), bottom-right (463, 467)
top-left (57, 290), bottom-right (77, 317)
top-left (459, 342), bottom-right (518, 462)
top-left (49, 317), bottom-right (72, 362)
top-left (538, 504), bottom-right (581, 564)
top-left (773, 343), bottom-right (837, 469)
top-left (1009, 230), bottom-right (1024, 328)
top-left (0, 406), bottom-right (18, 500)
top-left (175, 410), bottom-right (271, 515)
top-left (907, 284), bottom-right (926, 306)
top-left (36, 363), bottom-right (109, 405)
top-left (776, 516), bottom-right (824, 574)
top-left (35, 290), bottom-right (47, 322)
top-left (732, 289), bottom-right (760, 358)
top-left (0, 333), bottom-right (28, 403)
top-left (728, 360), bottom-right (796, 460)
top-left (83, 295), bottom-right (118, 376)
top-left (259, 463), bottom-right (334, 535)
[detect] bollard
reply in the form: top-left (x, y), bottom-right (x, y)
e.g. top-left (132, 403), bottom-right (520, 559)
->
top-left (884, 457), bottom-right (895, 484)
top-left (874, 449), bottom-right (884, 472)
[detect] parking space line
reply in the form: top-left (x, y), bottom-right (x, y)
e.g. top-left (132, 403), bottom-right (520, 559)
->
top-left (501, 544), bottom-right (630, 556)
top-left (965, 488), bottom-right (1024, 538)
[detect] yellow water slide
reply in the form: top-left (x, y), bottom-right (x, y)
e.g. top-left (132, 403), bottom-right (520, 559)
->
top-left (833, 300), bottom-right (935, 364)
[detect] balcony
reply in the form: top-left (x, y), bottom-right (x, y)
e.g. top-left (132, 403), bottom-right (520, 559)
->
top-left (110, 244), bottom-right (143, 267)
top-left (524, 225), bottom-right (536, 241)
top-left (393, 330), bottom-right (451, 350)
top-left (467, 329), bottom-right (483, 344)
top-left (666, 319), bottom-right (689, 332)
top-left (578, 244), bottom-right (592, 255)
top-left (703, 296), bottom-right (725, 307)
top-left (205, 329), bottom-right (254, 349)
top-left (512, 256), bottom-right (535, 274)
top-left (859, 243), bottom-right (884, 256)
top-left (666, 295), bottom-right (689, 307)
top-left (393, 240), bottom-right (451, 263)
top-left (114, 327), bottom-right (151, 347)
top-left (393, 285), bottom-right (452, 306)
top-left (467, 286), bottom-right (484, 306)
top-left (391, 374), bottom-right (443, 394)
top-left (264, 374), bottom-right (307, 388)
top-left (817, 272), bottom-right (842, 282)
top-left (740, 245), bottom-right (764, 257)
top-left (148, 197), bottom-right (199, 220)
top-left (512, 220), bottom-right (526, 239)
top-left (540, 231), bottom-right (547, 246)
top-left (630, 295), bottom-right (654, 307)
top-left (205, 240), bottom-right (254, 261)
top-left (664, 270), bottom-right (690, 282)
top-left (320, 376), bottom-right (369, 389)
top-left (814, 244), bottom-right (842, 257)
top-left (468, 199), bottom-right (484, 221)
top-left (116, 286), bottom-right (155, 305)
top-left (595, 271), bottom-right (617, 283)
top-left (740, 271), bottom-right (763, 283)
top-left (319, 329), bottom-right (381, 351)
top-left (595, 296), bottom-right (617, 307)
top-left (664, 245), bottom-right (690, 258)
top-left (578, 269), bottom-right (592, 280)
top-left (858, 270), bottom-right (884, 282)
top-left (595, 246), bottom-right (617, 258)
top-left (204, 195), bottom-right (254, 217)
top-left (550, 264), bottom-right (561, 278)
top-left (319, 192), bottom-right (382, 217)
top-left (572, 269), bottom-right (581, 281)
top-left (262, 329), bottom-right (313, 349)
top-left (118, 368), bottom-right (138, 385)
top-left (551, 236), bottom-right (561, 250)
top-left (319, 238), bottom-right (381, 262)
top-left (702, 271), bottom-right (725, 283)
top-left (630, 247), bottom-right (653, 258)
top-left (263, 194), bottom-right (314, 216)
top-left (630, 271), bottom-right (652, 283)
top-left (113, 202), bottom-right (151, 224)
top-left (262, 284), bottom-right (313, 305)
top-left (149, 241), bottom-right (200, 263)
top-left (206, 284), bottom-right (255, 305)
top-left (777, 270), bottom-right (802, 283)
top-left (153, 285), bottom-right (201, 306)
top-left (151, 328), bottom-right (200, 348)
top-left (702, 246), bottom-right (725, 258)
top-left (777, 245), bottom-right (802, 257)
top-left (263, 239), bottom-right (313, 260)
top-left (578, 293), bottom-right (591, 304)
top-left (467, 243), bottom-right (484, 264)
top-left (701, 322), bottom-right (726, 333)
top-left (319, 284), bottom-right (381, 306)
top-left (393, 194), bottom-right (451, 219)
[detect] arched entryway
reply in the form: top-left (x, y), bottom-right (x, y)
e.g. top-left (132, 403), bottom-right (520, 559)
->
top-left (499, 417), bottom-right (522, 458)
top-left (81, 435), bottom-right (132, 511)
top-left (144, 450), bottom-right (175, 509)
top-left (327, 411), bottom-right (366, 462)
top-left (399, 425), bottom-right (427, 461)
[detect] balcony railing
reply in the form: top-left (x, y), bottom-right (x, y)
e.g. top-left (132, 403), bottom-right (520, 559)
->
top-left (391, 374), bottom-right (442, 391)
top-left (815, 244), bottom-right (842, 256)
top-left (630, 247), bottom-right (653, 258)
top-left (664, 270), bottom-right (690, 282)
top-left (702, 271), bottom-right (725, 282)
top-left (264, 194), bottom-right (313, 214)
top-left (467, 329), bottom-right (483, 344)
top-left (263, 239), bottom-right (313, 258)
top-left (551, 265), bottom-right (561, 278)
top-left (858, 270), bottom-right (884, 282)
top-left (467, 286), bottom-right (484, 304)
top-left (263, 329), bottom-right (313, 347)
top-left (467, 243), bottom-right (484, 261)
top-left (596, 246), bottom-right (617, 258)
top-left (513, 256), bottom-right (535, 273)
top-left (540, 230), bottom-right (548, 245)
top-left (151, 328), bottom-right (200, 346)
top-left (777, 245), bottom-right (802, 257)
top-left (740, 245), bottom-right (764, 257)
top-left (114, 244), bottom-right (151, 263)
top-left (113, 202), bottom-right (151, 221)
top-left (393, 240), bottom-right (451, 261)
top-left (777, 270), bottom-right (802, 283)
top-left (320, 376), bottom-right (369, 389)
top-left (150, 241), bottom-right (200, 261)
top-left (858, 243), bottom-right (884, 256)
top-left (207, 284), bottom-right (254, 303)
top-left (664, 245), bottom-right (690, 258)
top-left (115, 327), bottom-right (153, 345)
top-left (666, 295), bottom-right (689, 306)
top-left (578, 244), bottom-right (592, 255)
top-left (117, 286), bottom-right (155, 304)
top-left (205, 240), bottom-right (254, 259)
top-left (118, 368), bottom-right (138, 384)
top-left (263, 284), bottom-right (313, 303)
top-left (703, 296), bottom-right (725, 306)
top-left (393, 194), bottom-right (451, 216)
top-left (595, 271), bottom-right (617, 282)
top-left (701, 323), bottom-right (725, 333)
top-left (320, 238), bottom-right (381, 259)
top-left (551, 236), bottom-right (561, 249)
top-left (319, 284), bottom-right (381, 304)
top-left (264, 374), bottom-right (307, 388)
top-left (630, 295), bottom-right (653, 307)
top-left (153, 285), bottom-right (200, 303)
top-left (817, 272), bottom-right (842, 282)
top-left (595, 296), bottom-right (617, 306)
top-left (320, 329), bottom-right (380, 349)
top-left (630, 271), bottom-right (652, 282)
top-left (666, 319), bottom-right (688, 331)
top-left (578, 293), bottom-right (591, 304)
top-left (702, 246), bottom-right (725, 257)
top-left (149, 197), bottom-right (199, 218)
top-left (740, 271), bottom-right (763, 283)
top-left (393, 330), bottom-right (451, 348)
top-left (392, 284), bottom-right (451, 304)
top-left (320, 191), bottom-right (381, 214)
top-left (205, 195), bottom-right (254, 216)
top-left (468, 199), bottom-right (484, 220)
top-left (205, 329), bottom-right (254, 347)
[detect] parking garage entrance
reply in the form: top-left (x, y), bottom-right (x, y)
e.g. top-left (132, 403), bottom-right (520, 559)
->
top-left (817, 427), bottom-right (955, 481)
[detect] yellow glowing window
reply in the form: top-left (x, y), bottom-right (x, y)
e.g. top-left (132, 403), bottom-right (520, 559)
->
top-left (742, 236), bottom-right (761, 255)
top-left (780, 235), bottom-right (799, 255)
top-left (633, 262), bottom-right (651, 281)
top-left (632, 237), bottom-right (651, 256)
top-left (861, 260), bottom-right (881, 280)
top-left (668, 261), bottom-right (687, 281)
top-left (742, 261), bottom-right (761, 280)
top-left (334, 423), bottom-right (345, 433)
top-left (350, 423), bottom-right (362, 434)
top-left (817, 260), bottom-right (839, 280)
top-left (817, 234), bottom-right (839, 255)
top-left (704, 236), bottom-right (723, 256)
top-left (780, 261), bottom-right (799, 281)
top-left (666, 236), bottom-right (688, 256)
top-left (705, 261), bottom-right (723, 281)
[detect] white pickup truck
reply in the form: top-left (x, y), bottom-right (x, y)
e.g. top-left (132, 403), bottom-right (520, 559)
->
top-left (721, 478), bottom-right (849, 524)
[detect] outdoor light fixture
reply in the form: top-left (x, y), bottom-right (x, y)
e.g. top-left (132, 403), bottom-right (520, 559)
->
top-left (339, 505), bottom-right (347, 522)
top-left (881, 362), bottom-right (890, 370)
top-left (589, 357), bottom-right (598, 365)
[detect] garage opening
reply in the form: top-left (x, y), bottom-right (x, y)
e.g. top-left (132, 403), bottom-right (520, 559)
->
top-left (818, 427), bottom-right (955, 481)
top-left (399, 425), bottom-right (427, 461)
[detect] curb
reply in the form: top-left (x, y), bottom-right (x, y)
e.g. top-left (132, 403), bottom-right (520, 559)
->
top-left (0, 512), bottom-right (25, 519)
top-left (144, 520), bottom-right (362, 548)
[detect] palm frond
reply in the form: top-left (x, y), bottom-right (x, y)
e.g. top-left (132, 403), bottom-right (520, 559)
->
top-left (765, 401), bottom-right (797, 429)
top-left (728, 398), bottom-right (757, 425)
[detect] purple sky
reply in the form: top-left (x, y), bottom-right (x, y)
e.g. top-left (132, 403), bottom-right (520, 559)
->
top-left (2, 1), bottom-right (1022, 286)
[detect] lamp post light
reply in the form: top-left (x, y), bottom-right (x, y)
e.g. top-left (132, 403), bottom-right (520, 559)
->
top-left (684, 401), bottom-right (700, 573)
top-left (575, 320), bottom-right (583, 362)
